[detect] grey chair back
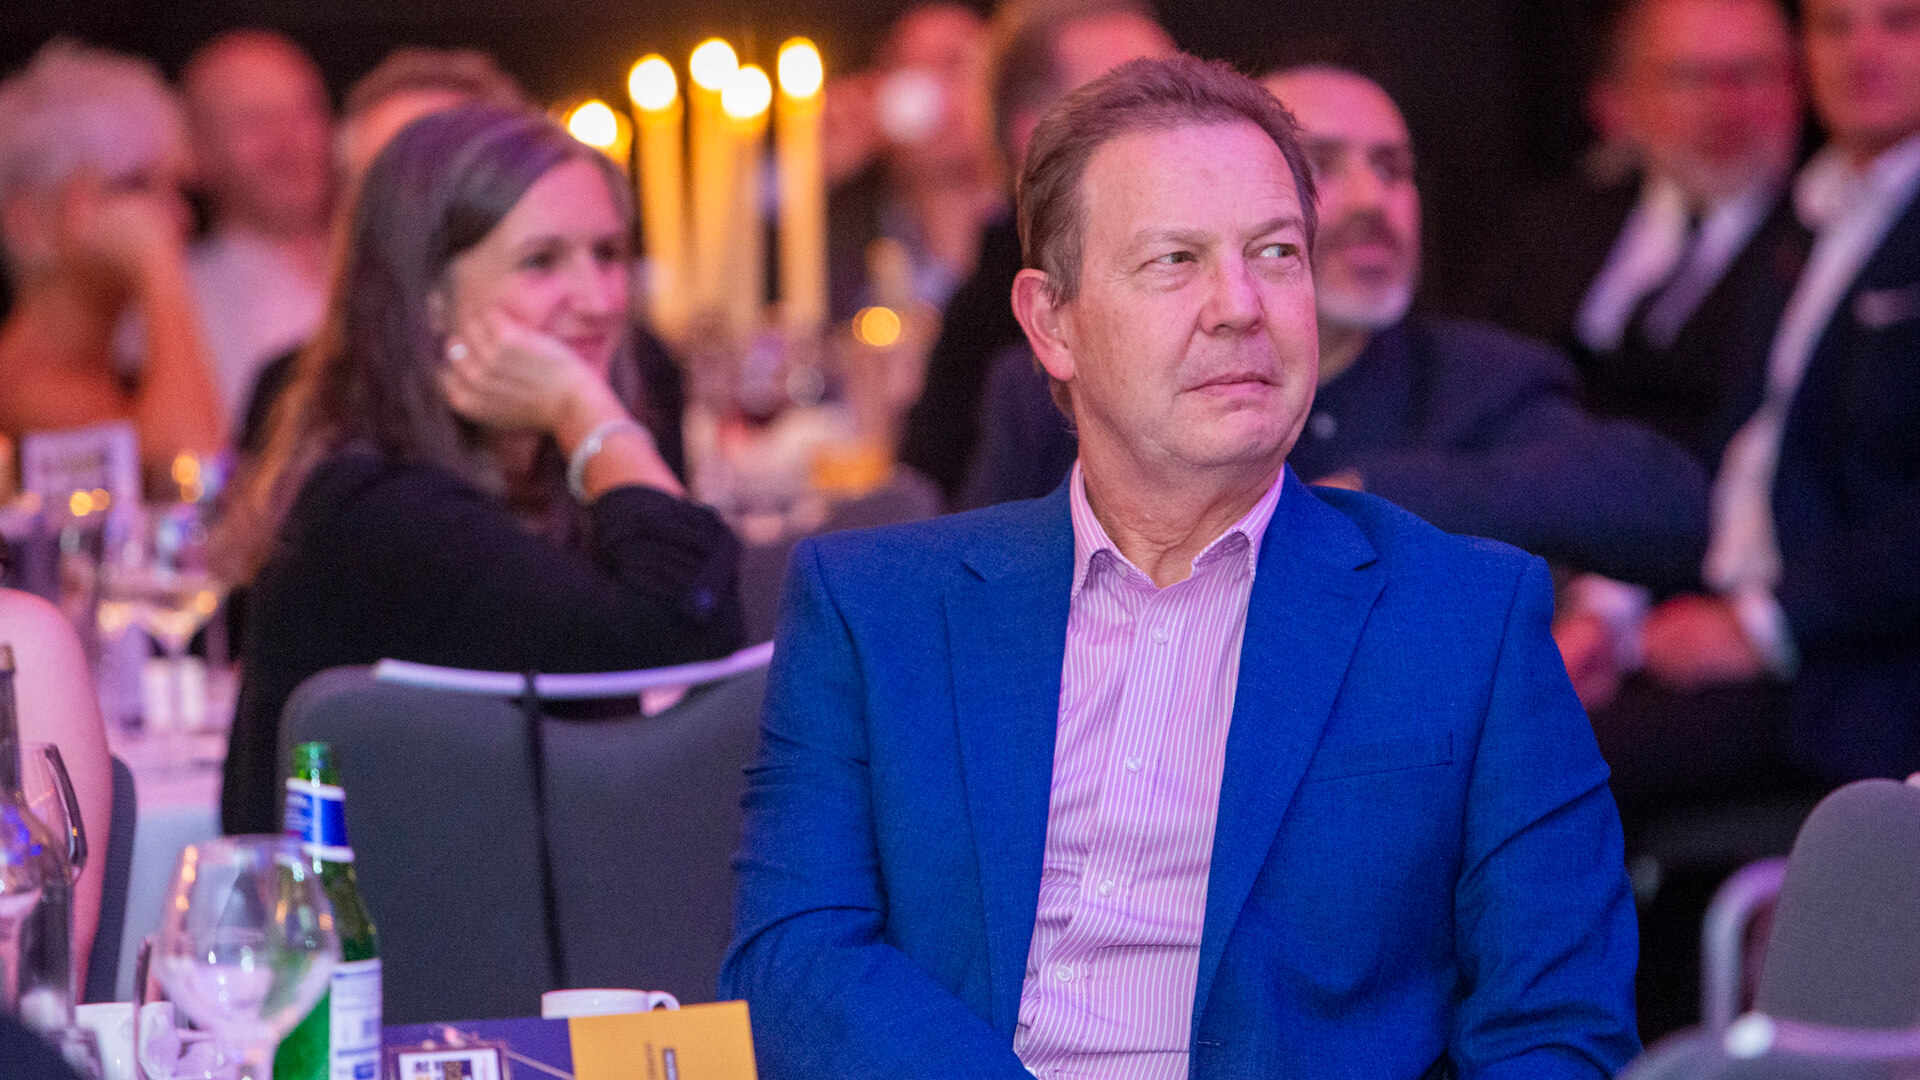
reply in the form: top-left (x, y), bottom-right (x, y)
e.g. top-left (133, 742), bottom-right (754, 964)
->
top-left (545, 669), bottom-right (767, 998)
top-left (82, 755), bottom-right (134, 1003)
top-left (1754, 779), bottom-right (1920, 1029)
top-left (280, 665), bottom-right (767, 1023)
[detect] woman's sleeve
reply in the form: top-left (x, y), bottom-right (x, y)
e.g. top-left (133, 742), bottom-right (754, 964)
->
top-left (330, 462), bottom-right (745, 672)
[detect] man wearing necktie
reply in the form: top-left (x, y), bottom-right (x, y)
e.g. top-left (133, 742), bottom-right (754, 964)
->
top-left (1480, 0), bottom-right (1809, 470)
top-left (722, 54), bottom-right (1639, 1080)
top-left (1581, 0), bottom-right (1920, 815)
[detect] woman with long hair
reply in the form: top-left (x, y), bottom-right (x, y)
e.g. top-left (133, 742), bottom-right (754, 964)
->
top-left (220, 103), bottom-right (743, 834)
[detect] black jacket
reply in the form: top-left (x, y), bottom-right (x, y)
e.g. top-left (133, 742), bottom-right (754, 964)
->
top-left (221, 451), bottom-right (743, 833)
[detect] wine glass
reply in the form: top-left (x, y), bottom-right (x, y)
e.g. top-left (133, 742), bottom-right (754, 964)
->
top-left (99, 503), bottom-right (227, 737)
top-left (152, 836), bottom-right (339, 1080)
top-left (21, 742), bottom-right (86, 885)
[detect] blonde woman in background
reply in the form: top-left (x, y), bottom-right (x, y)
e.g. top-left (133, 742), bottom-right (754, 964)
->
top-left (0, 41), bottom-right (224, 473)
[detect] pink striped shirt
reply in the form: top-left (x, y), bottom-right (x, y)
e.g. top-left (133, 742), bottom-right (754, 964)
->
top-left (1012, 463), bottom-right (1286, 1080)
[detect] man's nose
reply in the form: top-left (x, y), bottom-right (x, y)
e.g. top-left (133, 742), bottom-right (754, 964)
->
top-left (1335, 160), bottom-right (1388, 210)
top-left (1203, 255), bottom-right (1263, 334)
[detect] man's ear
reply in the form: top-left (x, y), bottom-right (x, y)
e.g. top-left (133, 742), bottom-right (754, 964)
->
top-left (1, 192), bottom-right (57, 269)
top-left (1011, 268), bottom-right (1074, 382)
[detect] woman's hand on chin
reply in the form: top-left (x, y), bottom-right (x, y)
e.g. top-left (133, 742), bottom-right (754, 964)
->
top-left (439, 310), bottom-right (623, 441)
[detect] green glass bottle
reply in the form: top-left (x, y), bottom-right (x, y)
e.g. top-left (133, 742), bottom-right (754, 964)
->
top-left (275, 742), bottom-right (382, 1080)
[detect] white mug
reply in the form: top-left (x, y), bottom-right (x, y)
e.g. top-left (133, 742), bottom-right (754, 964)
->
top-left (74, 1003), bottom-right (136, 1080)
top-left (540, 988), bottom-right (680, 1018)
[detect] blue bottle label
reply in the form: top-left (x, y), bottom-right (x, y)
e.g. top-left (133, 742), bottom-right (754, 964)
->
top-left (285, 778), bottom-right (355, 862)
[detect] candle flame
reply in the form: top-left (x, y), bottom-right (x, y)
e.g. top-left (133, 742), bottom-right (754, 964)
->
top-left (567, 100), bottom-right (621, 150)
top-left (722, 65), bottom-right (773, 120)
top-left (778, 39), bottom-right (824, 99)
top-left (690, 39), bottom-right (739, 91)
top-left (629, 55), bottom-right (679, 111)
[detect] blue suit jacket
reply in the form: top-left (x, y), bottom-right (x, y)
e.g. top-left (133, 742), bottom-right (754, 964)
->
top-left (1773, 189), bottom-right (1920, 781)
top-left (721, 473), bottom-right (1639, 1078)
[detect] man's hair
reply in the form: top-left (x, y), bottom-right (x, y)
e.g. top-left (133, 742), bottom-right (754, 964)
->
top-left (987, 0), bottom-right (1158, 156)
top-left (180, 28), bottom-right (323, 107)
top-left (1591, 0), bottom-right (1794, 85)
top-left (0, 40), bottom-right (184, 208)
top-left (1018, 53), bottom-right (1319, 305)
top-left (342, 47), bottom-right (527, 122)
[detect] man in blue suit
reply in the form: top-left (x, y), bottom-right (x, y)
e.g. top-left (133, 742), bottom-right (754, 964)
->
top-left (960, 65), bottom-right (1710, 597)
top-left (722, 56), bottom-right (1640, 1079)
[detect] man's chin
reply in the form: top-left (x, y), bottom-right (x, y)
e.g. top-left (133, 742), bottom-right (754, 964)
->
top-left (1316, 281), bottom-right (1414, 333)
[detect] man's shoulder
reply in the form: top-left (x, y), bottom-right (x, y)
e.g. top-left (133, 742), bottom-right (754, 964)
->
top-left (1308, 482), bottom-right (1541, 592)
top-left (1391, 316), bottom-right (1580, 394)
top-left (1407, 315), bottom-right (1569, 365)
top-left (797, 491), bottom-right (1066, 588)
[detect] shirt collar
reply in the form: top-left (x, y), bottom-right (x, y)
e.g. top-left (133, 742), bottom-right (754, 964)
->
top-left (1796, 131), bottom-right (1920, 230)
top-left (1067, 461), bottom-right (1287, 597)
top-left (1642, 169), bottom-right (1782, 230)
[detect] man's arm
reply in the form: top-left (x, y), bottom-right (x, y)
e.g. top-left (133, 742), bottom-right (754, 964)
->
top-left (1348, 327), bottom-right (1709, 591)
top-left (1450, 557), bottom-right (1642, 1079)
top-left (719, 539), bottom-right (1034, 1079)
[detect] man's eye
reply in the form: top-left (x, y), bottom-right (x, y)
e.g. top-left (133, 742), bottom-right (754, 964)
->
top-left (1258, 242), bottom-right (1300, 259)
top-left (519, 248), bottom-right (561, 272)
top-left (1155, 251), bottom-right (1196, 265)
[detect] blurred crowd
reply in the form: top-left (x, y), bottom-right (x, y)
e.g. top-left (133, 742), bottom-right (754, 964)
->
top-left (0, 0), bottom-right (1915, 1040)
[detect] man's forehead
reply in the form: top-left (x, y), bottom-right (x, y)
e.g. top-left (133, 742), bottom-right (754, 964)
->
top-left (1081, 123), bottom-right (1303, 235)
top-left (1263, 69), bottom-right (1408, 146)
top-left (1629, 0), bottom-right (1793, 61)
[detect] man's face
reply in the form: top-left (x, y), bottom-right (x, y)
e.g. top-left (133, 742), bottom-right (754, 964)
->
top-left (339, 89), bottom-right (472, 187)
top-left (186, 40), bottom-right (333, 234)
top-left (1037, 121), bottom-right (1318, 479)
top-left (1605, 0), bottom-right (1800, 199)
top-left (875, 4), bottom-right (994, 179)
top-left (1806, 0), bottom-right (1920, 161)
top-left (1053, 12), bottom-right (1178, 92)
top-left (1007, 13), bottom-right (1175, 165)
top-left (1263, 68), bottom-right (1419, 334)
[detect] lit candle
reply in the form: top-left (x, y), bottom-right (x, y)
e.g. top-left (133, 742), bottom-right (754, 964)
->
top-left (721, 63), bottom-right (773, 344)
top-left (776, 38), bottom-right (827, 336)
top-left (566, 100), bottom-right (630, 164)
top-left (689, 39), bottom-right (739, 327)
top-left (629, 56), bottom-right (687, 341)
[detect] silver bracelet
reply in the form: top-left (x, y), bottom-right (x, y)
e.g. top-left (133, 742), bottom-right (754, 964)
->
top-left (566, 418), bottom-right (651, 502)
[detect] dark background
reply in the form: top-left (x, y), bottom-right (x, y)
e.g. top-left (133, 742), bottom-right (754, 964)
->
top-left (0, 0), bottom-right (1612, 312)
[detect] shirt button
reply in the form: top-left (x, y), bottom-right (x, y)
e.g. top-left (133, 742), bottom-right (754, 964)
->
top-left (1054, 964), bottom-right (1074, 982)
top-left (1097, 880), bottom-right (1115, 896)
top-left (1125, 757), bottom-right (1141, 773)
top-left (1151, 626), bottom-right (1169, 644)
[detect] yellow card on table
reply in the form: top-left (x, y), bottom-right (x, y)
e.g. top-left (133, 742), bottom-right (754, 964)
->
top-left (567, 1001), bottom-right (757, 1080)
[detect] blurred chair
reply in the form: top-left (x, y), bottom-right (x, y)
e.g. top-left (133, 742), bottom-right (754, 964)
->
top-left (279, 647), bottom-right (771, 1023)
top-left (1751, 779), bottom-right (1920, 1029)
top-left (81, 755), bottom-right (134, 1004)
top-left (737, 465), bottom-right (944, 644)
top-left (1623, 779), bottom-right (1920, 1079)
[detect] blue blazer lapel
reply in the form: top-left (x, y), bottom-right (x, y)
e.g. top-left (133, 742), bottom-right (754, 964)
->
top-left (1191, 472), bottom-right (1385, 1035)
top-left (945, 488), bottom-right (1075, 1038)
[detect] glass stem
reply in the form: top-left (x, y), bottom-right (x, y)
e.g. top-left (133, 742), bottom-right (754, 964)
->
top-left (169, 643), bottom-right (187, 735)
